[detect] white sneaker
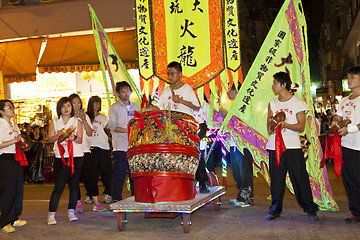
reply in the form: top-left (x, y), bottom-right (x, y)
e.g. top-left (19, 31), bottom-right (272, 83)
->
top-left (2, 224), bottom-right (15, 233)
top-left (233, 201), bottom-right (252, 208)
top-left (229, 199), bottom-right (237, 204)
top-left (68, 209), bottom-right (78, 222)
top-left (103, 194), bottom-right (111, 203)
top-left (85, 196), bottom-right (93, 204)
top-left (47, 212), bottom-right (57, 225)
top-left (13, 220), bottom-right (27, 227)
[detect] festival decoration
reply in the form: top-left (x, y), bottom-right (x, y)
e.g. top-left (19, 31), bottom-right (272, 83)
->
top-left (89, 5), bottom-right (141, 107)
top-left (135, 0), bottom-right (243, 104)
top-left (127, 110), bottom-right (199, 203)
top-left (221, 0), bottom-right (338, 211)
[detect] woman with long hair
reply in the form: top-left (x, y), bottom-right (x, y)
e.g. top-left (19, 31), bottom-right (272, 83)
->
top-left (69, 94), bottom-right (106, 212)
top-left (0, 100), bottom-right (27, 234)
top-left (47, 97), bottom-right (84, 224)
top-left (87, 96), bottom-right (112, 204)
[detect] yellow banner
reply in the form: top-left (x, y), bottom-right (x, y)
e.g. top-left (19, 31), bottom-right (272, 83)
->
top-left (136, 0), bottom-right (154, 80)
top-left (164, 1), bottom-right (210, 77)
top-left (135, 0), bottom-right (243, 104)
top-left (224, 0), bottom-right (241, 71)
top-left (151, 0), bottom-right (224, 89)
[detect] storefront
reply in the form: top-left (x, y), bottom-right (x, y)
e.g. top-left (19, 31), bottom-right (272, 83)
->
top-left (1, 29), bottom-right (139, 126)
top-left (9, 68), bottom-right (140, 126)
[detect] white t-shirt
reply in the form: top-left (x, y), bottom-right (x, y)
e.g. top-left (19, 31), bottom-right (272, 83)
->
top-left (53, 116), bottom-right (84, 158)
top-left (336, 95), bottom-right (360, 150)
top-left (0, 118), bottom-right (20, 154)
top-left (80, 114), bottom-right (93, 153)
top-left (89, 113), bottom-right (110, 150)
top-left (266, 95), bottom-right (309, 150)
top-left (193, 101), bottom-right (209, 124)
top-left (156, 83), bottom-right (199, 117)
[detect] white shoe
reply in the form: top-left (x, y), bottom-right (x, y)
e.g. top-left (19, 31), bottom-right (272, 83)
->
top-left (47, 212), bottom-right (57, 225)
top-left (13, 220), bottom-right (27, 227)
top-left (84, 196), bottom-right (93, 204)
top-left (68, 209), bottom-right (78, 222)
top-left (2, 224), bottom-right (15, 233)
top-left (103, 194), bottom-right (111, 203)
top-left (229, 199), bottom-right (237, 204)
top-left (233, 200), bottom-right (253, 208)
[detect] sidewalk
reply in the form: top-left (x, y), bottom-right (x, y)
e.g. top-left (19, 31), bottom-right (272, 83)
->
top-left (2, 164), bottom-right (359, 240)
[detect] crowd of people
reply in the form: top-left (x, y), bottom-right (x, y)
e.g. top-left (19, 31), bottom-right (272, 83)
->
top-left (1, 62), bottom-right (359, 234)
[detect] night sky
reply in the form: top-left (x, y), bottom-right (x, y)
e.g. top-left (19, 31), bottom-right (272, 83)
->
top-left (245, 0), bottom-right (324, 86)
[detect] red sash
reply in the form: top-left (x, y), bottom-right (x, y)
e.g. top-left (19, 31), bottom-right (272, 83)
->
top-left (57, 136), bottom-right (74, 175)
top-left (275, 125), bottom-right (286, 167)
top-left (321, 132), bottom-right (343, 178)
top-left (15, 140), bottom-right (28, 166)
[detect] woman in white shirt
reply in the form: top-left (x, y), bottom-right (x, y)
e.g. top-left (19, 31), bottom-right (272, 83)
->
top-left (0, 100), bottom-right (26, 234)
top-left (69, 94), bottom-right (106, 213)
top-left (47, 97), bottom-right (84, 225)
top-left (87, 96), bottom-right (112, 204)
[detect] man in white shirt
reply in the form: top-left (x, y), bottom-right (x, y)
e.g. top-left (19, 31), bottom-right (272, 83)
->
top-left (108, 81), bottom-right (139, 201)
top-left (331, 66), bottom-right (360, 223)
top-left (265, 72), bottom-right (318, 222)
top-left (143, 61), bottom-right (200, 115)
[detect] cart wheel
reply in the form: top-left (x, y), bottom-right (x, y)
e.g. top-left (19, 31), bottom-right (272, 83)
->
top-left (213, 197), bottom-right (221, 211)
top-left (182, 213), bottom-right (191, 233)
top-left (117, 213), bottom-right (126, 231)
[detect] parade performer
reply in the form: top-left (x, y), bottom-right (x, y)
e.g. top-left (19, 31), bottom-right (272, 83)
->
top-left (265, 72), bottom-right (318, 222)
top-left (220, 86), bottom-right (254, 207)
top-left (193, 100), bottom-right (210, 193)
top-left (142, 61), bottom-right (206, 191)
top-left (228, 140), bottom-right (254, 208)
top-left (69, 94), bottom-right (107, 213)
top-left (330, 66), bottom-right (360, 223)
top-left (47, 97), bottom-right (84, 225)
top-left (109, 81), bottom-right (139, 201)
top-left (143, 61), bottom-right (200, 115)
top-left (0, 100), bottom-right (27, 234)
top-left (87, 96), bottom-right (113, 204)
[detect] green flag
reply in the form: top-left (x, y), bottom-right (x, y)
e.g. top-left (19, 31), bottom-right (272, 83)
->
top-left (221, 0), bottom-right (338, 211)
top-left (89, 5), bottom-right (141, 107)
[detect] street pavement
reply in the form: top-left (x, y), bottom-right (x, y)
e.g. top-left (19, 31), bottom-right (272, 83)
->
top-left (2, 163), bottom-right (359, 240)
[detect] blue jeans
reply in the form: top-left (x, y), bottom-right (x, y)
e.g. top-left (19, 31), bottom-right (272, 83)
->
top-left (111, 151), bottom-right (133, 201)
top-left (230, 147), bottom-right (254, 203)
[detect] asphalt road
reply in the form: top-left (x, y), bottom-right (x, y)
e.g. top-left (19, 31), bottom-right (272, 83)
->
top-left (1, 163), bottom-right (359, 240)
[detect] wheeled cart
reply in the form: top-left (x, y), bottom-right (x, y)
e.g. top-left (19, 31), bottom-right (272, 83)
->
top-left (110, 186), bottom-right (226, 233)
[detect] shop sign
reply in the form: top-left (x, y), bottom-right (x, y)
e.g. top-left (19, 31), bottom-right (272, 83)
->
top-left (4, 74), bottom-right (36, 83)
top-left (38, 64), bottom-right (102, 74)
top-left (38, 63), bottom-right (138, 74)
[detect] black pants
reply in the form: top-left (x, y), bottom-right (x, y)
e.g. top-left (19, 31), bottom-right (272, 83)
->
top-left (0, 154), bottom-right (23, 229)
top-left (49, 157), bottom-right (84, 212)
top-left (268, 149), bottom-right (318, 214)
top-left (195, 150), bottom-right (209, 183)
top-left (83, 147), bottom-right (113, 196)
top-left (230, 147), bottom-right (254, 203)
top-left (341, 147), bottom-right (360, 217)
top-left (79, 152), bottom-right (92, 199)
